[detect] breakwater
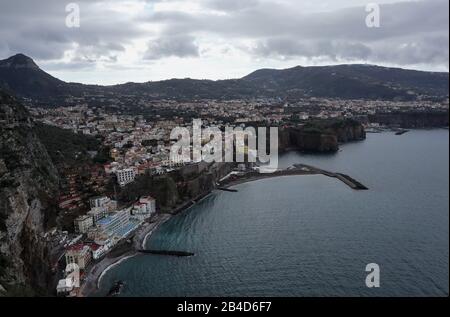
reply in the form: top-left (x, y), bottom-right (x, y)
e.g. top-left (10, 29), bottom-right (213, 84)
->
top-left (137, 250), bottom-right (195, 257)
top-left (295, 164), bottom-right (368, 190)
top-left (219, 164), bottom-right (368, 191)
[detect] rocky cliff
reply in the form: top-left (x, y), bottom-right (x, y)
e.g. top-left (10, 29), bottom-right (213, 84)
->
top-left (279, 119), bottom-right (366, 153)
top-left (0, 91), bottom-right (59, 296)
top-left (119, 162), bottom-right (233, 213)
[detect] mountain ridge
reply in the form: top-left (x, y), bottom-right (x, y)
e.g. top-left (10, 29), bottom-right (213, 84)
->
top-left (0, 54), bottom-right (448, 104)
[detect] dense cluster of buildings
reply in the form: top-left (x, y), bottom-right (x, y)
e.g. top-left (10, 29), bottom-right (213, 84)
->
top-left (29, 97), bottom-right (448, 190)
top-left (56, 195), bottom-right (156, 296)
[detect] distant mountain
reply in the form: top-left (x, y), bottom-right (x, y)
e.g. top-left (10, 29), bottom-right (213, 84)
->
top-left (244, 64), bottom-right (450, 100)
top-left (0, 54), bottom-right (448, 105)
top-left (0, 54), bottom-right (68, 99)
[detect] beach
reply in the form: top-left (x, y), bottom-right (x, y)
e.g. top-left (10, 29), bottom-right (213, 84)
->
top-left (79, 213), bottom-right (172, 297)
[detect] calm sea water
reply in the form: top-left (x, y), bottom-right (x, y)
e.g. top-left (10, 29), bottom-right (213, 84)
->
top-left (98, 130), bottom-right (449, 297)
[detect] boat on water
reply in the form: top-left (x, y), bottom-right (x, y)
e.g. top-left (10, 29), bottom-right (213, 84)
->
top-left (395, 129), bottom-right (409, 135)
top-left (107, 281), bottom-right (125, 297)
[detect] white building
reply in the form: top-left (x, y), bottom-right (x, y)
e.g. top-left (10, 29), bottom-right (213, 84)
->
top-left (74, 215), bottom-right (93, 234)
top-left (116, 168), bottom-right (137, 187)
top-left (131, 196), bottom-right (156, 221)
top-left (65, 244), bottom-right (92, 270)
top-left (95, 208), bottom-right (138, 240)
top-left (56, 263), bottom-right (81, 296)
top-left (87, 207), bottom-right (107, 224)
top-left (56, 276), bottom-right (75, 296)
top-left (90, 196), bottom-right (110, 209)
top-left (87, 196), bottom-right (118, 224)
top-left (90, 243), bottom-right (110, 260)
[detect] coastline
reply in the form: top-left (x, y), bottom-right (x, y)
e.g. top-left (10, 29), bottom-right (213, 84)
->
top-left (80, 163), bottom-right (367, 297)
top-left (80, 213), bottom-right (173, 297)
top-left (79, 173), bottom-right (276, 297)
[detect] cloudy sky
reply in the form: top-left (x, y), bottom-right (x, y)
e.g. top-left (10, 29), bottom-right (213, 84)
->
top-left (0, 0), bottom-right (448, 84)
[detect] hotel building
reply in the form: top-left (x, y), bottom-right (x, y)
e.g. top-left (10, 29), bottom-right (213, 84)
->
top-left (74, 215), bottom-right (94, 234)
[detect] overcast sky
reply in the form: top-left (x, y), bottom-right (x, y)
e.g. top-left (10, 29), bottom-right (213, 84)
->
top-left (0, 0), bottom-right (448, 84)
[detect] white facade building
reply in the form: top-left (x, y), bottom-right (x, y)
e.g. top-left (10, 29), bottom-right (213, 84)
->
top-left (74, 215), bottom-right (93, 234)
top-left (87, 196), bottom-right (118, 224)
top-left (116, 168), bottom-right (137, 187)
top-left (131, 196), bottom-right (157, 221)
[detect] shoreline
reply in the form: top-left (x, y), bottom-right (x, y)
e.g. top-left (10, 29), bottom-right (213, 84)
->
top-left (80, 164), bottom-right (366, 297)
top-left (80, 214), bottom-right (173, 297)
top-left (79, 177), bottom-right (264, 297)
top-left (96, 254), bottom-right (138, 289)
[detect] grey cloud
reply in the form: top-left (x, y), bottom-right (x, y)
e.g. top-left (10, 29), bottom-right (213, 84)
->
top-left (0, 0), bottom-right (448, 71)
top-left (204, 0), bottom-right (260, 12)
top-left (0, 0), bottom-right (144, 62)
top-left (253, 39), bottom-right (372, 61)
top-left (150, 0), bottom-right (448, 42)
top-left (370, 33), bottom-right (450, 66)
top-left (144, 35), bottom-right (200, 60)
top-left (147, 0), bottom-right (448, 67)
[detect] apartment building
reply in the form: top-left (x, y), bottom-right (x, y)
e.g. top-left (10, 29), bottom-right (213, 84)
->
top-left (74, 215), bottom-right (94, 234)
top-left (116, 168), bottom-right (137, 187)
top-left (65, 244), bottom-right (92, 270)
top-left (131, 196), bottom-right (157, 221)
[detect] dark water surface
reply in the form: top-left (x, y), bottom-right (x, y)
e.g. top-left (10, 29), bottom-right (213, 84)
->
top-left (98, 130), bottom-right (449, 296)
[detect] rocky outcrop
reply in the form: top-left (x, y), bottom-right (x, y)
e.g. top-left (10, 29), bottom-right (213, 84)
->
top-left (181, 163), bottom-right (232, 201)
top-left (0, 91), bottom-right (59, 295)
top-left (119, 162), bottom-right (233, 213)
top-left (279, 119), bottom-right (366, 153)
top-left (279, 129), bottom-right (338, 152)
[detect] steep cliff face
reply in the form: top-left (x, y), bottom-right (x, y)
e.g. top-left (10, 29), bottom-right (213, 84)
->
top-left (333, 124), bottom-right (366, 143)
top-left (119, 162), bottom-right (233, 213)
top-left (0, 91), bottom-right (59, 295)
top-left (279, 119), bottom-right (366, 153)
top-left (279, 129), bottom-right (339, 152)
top-left (182, 163), bottom-right (233, 200)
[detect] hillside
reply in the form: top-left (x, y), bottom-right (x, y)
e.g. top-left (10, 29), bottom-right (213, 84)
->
top-left (0, 90), bottom-right (60, 295)
top-left (243, 64), bottom-right (449, 100)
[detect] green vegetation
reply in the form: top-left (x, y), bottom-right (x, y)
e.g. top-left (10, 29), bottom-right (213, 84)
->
top-left (34, 123), bottom-right (100, 166)
top-left (0, 253), bottom-right (9, 279)
top-left (0, 208), bottom-right (7, 231)
top-left (1, 283), bottom-right (38, 297)
top-left (0, 140), bottom-right (24, 171)
top-left (93, 145), bottom-right (111, 164)
top-left (119, 173), bottom-right (179, 209)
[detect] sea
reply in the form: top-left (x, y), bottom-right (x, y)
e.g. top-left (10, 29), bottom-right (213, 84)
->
top-left (97, 129), bottom-right (449, 297)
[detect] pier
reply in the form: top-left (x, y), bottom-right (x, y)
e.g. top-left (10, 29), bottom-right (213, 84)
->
top-left (137, 249), bottom-right (195, 257)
